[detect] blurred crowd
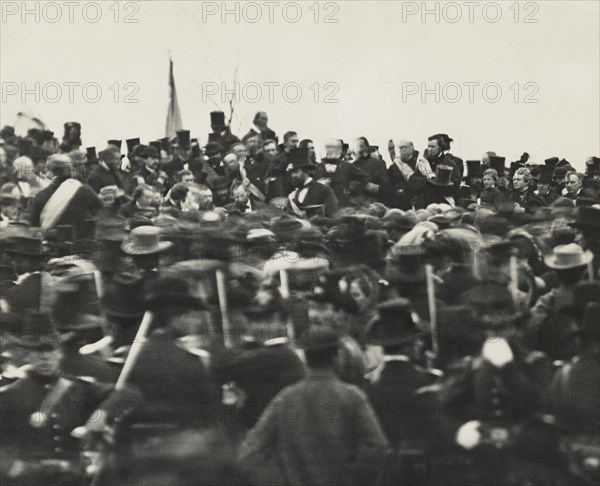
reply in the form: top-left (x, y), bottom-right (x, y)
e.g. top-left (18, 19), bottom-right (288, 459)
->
top-left (0, 113), bottom-right (599, 486)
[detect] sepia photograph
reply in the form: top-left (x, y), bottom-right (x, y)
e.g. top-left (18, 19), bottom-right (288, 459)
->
top-left (0, 1), bottom-right (599, 485)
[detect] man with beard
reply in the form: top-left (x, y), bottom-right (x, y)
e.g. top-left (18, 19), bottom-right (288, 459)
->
top-left (86, 145), bottom-right (124, 193)
top-left (207, 111), bottom-right (240, 153)
top-left (237, 136), bottom-right (270, 195)
top-left (287, 147), bottom-right (338, 217)
top-left (421, 134), bottom-right (462, 187)
top-left (242, 111), bottom-right (277, 144)
top-left (224, 180), bottom-right (267, 215)
top-left (351, 137), bottom-right (393, 206)
top-left (315, 139), bottom-right (369, 208)
top-left (200, 142), bottom-right (231, 207)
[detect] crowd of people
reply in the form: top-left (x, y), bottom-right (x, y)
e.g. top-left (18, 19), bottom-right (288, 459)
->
top-left (0, 111), bottom-right (599, 486)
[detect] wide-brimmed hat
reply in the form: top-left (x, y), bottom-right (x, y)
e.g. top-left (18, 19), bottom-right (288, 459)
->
top-left (101, 272), bottom-right (145, 318)
top-left (386, 242), bottom-right (426, 284)
top-left (204, 141), bottom-right (222, 156)
top-left (366, 298), bottom-right (420, 346)
top-left (427, 164), bottom-right (454, 187)
top-left (121, 226), bottom-right (173, 255)
top-left (544, 243), bottom-right (593, 270)
top-left (143, 276), bottom-right (205, 311)
top-left (567, 206), bottom-right (600, 230)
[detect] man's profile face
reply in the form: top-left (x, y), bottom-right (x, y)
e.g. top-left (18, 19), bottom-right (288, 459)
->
top-left (139, 189), bottom-right (157, 207)
top-left (285, 135), bottom-right (299, 151)
top-left (352, 139), bottom-right (368, 157)
top-left (256, 113), bottom-right (268, 128)
top-left (564, 174), bottom-right (582, 194)
top-left (306, 142), bottom-right (315, 155)
top-left (427, 139), bottom-right (441, 158)
top-left (233, 185), bottom-right (250, 206)
top-left (28, 347), bottom-right (62, 376)
top-left (399, 142), bottom-right (414, 162)
top-left (263, 143), bottom-right (277, 160)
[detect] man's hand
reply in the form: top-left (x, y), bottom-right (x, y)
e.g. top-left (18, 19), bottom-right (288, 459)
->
top-left (482, 337), bottom-right (514, 368)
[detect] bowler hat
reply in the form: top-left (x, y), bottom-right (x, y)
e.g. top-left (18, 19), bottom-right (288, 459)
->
top-left (210, 111), bottom-right (226, 128)
top-left (428, 164), bottom-right (454, 187)
top-left (204, 141), bottom-right (222, 155)
top-left (141, 145), bottom-right (160, 159)
top-left (121, 226), bottom-right (173, 255)
top-left (102, 272), bottom-right (145, 318)
top-left (567, 206), bottom-right (600, 230)
top-left (366, 298), bottom-right (420, 346)
top-left (544, 243), bottom-right (593, 270)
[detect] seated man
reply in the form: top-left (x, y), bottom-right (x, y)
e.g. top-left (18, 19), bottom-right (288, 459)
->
top-left (224, 180), bottom-right (267, 215)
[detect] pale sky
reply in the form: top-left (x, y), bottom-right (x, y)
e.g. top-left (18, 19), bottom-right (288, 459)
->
top-left (1, 0), bottom-right (599, 169)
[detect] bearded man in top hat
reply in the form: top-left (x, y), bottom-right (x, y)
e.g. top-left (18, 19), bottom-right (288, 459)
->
top-left (286, 147), bottom-right (339, 217)
top-left (536, 164), bottom-right (558, 205)
top-left (0, 312), bottom-right (142, 486)
top-left (164, 130), bottom-right (203, 181)
top-left (422, 134), bottom-right (463, 185)
top-left (132, 145), bottom-right (169, 193)
top-left (207, 111), bottom-right (240, 153)
top-left (200, 141), bottom-right (231, 207)
top-left (238, 325), bottom-right (389, 486)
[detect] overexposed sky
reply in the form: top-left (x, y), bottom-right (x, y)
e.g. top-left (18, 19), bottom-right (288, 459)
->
top-left (1, 0), bottom-right (599, 169)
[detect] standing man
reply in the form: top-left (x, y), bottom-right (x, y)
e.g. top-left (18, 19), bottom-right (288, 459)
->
top-left (238, 325), bottom-right (389, 486)
top-left (351, 137), bottom-right (393, 206)
top-left (86, 145), bottom-right (124, 194)
top-left (388, 139), bottom-right (421, 209)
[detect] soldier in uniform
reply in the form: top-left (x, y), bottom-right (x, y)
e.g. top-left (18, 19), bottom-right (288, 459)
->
top-left (0, 312), bottom-right (141, 485)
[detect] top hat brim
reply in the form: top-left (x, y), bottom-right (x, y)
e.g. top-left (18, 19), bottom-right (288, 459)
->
top-left (427, 178), bottom-right (454, 187)
top-left (121, 240), bottom-right (173, 255)
top-left (9, 332), bottom-right (71, 350)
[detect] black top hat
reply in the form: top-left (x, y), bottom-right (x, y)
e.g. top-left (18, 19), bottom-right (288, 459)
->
top-left (466, 160), bottom-right (482, 179)
top-left (538, 165), bottom-right (553, 184)
top-left (366, 298), bottom-right (420, 346)
top-left (204, 141), bottom-right (222, 156)
top-left (159, 137), bottom-right (171, 151)
top-left (289, 147), bottom-right (315, 169)
top-left (210, 111), bottom-right (226, 128)
top-left (107, 139), bottom-right (122, 150)
top-left (488, 156), bottom-right (506, 176)
top-left (102, 272), bottom-right (145, 318)
top-left (143, 276), bottom-right (204, 311)
top-left (568, 206), bottom-right (600, 230)
top-left (299, 325), bottom-right (340, 351)
top-left (126, 138), bottom-right (141, 154)
top-left (428, 164), bottom-right (454, 187)
top-left (176, 129), bottom-right (191, 149)
top-left (86, 147), bottom-right (98, 164)
top-left (13, 311), bottom-right (66, 350)
top-left (149, 141), bottom-right (162, 153)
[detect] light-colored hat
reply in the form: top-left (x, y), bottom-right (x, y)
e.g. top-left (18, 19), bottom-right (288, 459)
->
top-left (544, 243), bottom-right (593, 270)
top-left (121, 226), bottom-right (173, 255)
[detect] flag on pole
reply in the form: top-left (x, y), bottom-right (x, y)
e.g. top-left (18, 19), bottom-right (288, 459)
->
top-left (165, 58), bottom-right (183, 138)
